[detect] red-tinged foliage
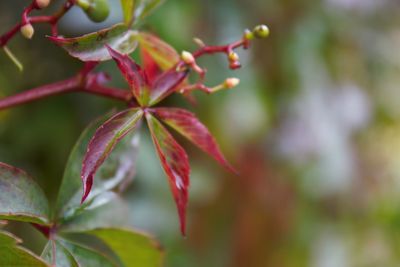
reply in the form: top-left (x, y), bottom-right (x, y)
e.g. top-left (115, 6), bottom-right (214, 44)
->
top-left (106, 46), bottom-right (149, 105)
top-left (107, 46), bottom-right (188, 106)
top-left (145, 113), bottom-right (190, 235)
top-left (152, 108), bottom-right (237, 173)
top-left (141, 49), bottom-right (161, 84)
top-left (81, 108), bottom-right (143, 203)
top-left (149, 69), bottom-right (189, 106)
top-left (138, 32), bottom-right (181, 70)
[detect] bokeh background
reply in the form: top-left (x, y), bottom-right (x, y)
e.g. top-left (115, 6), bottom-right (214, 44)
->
top-left (2, 0), bottom-right (400, 266)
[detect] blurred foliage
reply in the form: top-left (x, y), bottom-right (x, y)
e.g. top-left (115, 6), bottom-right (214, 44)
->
top-left (2, 0), bottom-right (400, 266)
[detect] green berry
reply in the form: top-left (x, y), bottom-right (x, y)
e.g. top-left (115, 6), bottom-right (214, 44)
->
top-left (78, 0), bottom-right (110, 23)
top-left (253, 25), bottom-right (269, 39)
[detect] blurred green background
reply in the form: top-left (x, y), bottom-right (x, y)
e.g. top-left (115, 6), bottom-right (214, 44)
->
top-left (2, 0), bottom-right (400, 266)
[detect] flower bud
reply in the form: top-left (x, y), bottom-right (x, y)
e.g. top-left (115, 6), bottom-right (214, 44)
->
top-left (35, 0), bottom-right (50, 9)
top-left (229, 61), bottom-right (241, 70)
top-left (20, 24), bottom-right (34, 39)
top-left (244, 29), bottom-right (254, 40)
top-left (253, 25), bottom-right (269, 39)
top-left (193, 38), bottom-right (205, 47)
top-left (228, 52), bottom-right (239, 62)
top-left (224, 78), bottom-right (240, 89)
top-left (181, 51), bottom-right (195, 64)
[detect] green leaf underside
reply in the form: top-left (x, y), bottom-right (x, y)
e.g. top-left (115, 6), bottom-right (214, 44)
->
top-left (87, 228), bottom-right (164, 267)
top-left (48, 23), bottom-right (138, 62)
top-left (56, 111), bottom-right (141, 222)
top-left (42, 240), bottom-right (79, 267)
top-left (59, 195), bottom-right (130, 233)
top-left (138, 32), bottom-right (180, 70)
top-left (120, 0), bottom-right (136, 25)
top-left (81, 108), bottom-right (144, 203)
top-left (0, 162), bottom-right (50, 225)
top-left (0, 230), bottom-right (49, 266)
top-left (42, 239), bottom-right (115, 267)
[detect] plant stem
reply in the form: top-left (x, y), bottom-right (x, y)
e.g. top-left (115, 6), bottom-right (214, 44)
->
top-left (0, 76), bottom-right (131, 110)
top-left (0, 0), bottom-right (75, 46)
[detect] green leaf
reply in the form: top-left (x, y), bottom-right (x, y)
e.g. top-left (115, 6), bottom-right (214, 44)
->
top-left (138, 32), bottom-right (180, 70)
top-left (42, 239), bottom-right (116, 267)
top-left (48, 23), bottom-right (138, 62)
top-left (121, 0), bottom-right (136, 26)
top-left (0, 230), bottom-right (49, 266)
top-left (134, 0), bottom-right (165, 23)
top-left (0, 162), bottom-right (50, 225)
top-left (56, 112), bottom-right (141, 223)
top-left (87, 228), bottom-right (164, 267)
top-left (42, 240), bottom-right (79, 267)
top-left (59, 195), bottom-right (130, 233)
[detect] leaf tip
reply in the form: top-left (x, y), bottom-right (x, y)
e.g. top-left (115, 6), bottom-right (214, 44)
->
top-left (80, 173), bottom-right (93, 204)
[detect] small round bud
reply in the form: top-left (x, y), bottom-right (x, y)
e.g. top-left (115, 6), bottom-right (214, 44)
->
top-left (20, 24), bottom-right (34, 39)
top-left (244, 29), bottom-right (254, 40)
top-left (228, 52), bottom-right (239, 62)
top-left (35, 0), bottom-right (50, 9)
top-left (224, 78), bottom-right (240, 89)
top-left (181, 51), bottom-right (195, 64)
top-left (229, 61), bottom-right (241, 70)
top-left (253, 25), bottom-right (269, 39)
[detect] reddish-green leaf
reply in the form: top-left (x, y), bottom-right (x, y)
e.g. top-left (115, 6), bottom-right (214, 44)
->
top-left (146, 113), bottom-right (190, 235)
top-left (48, 23), bottom-right (138, 62)
top-left (106, 46), bottom-right (150, 105)
top-left (149, 69), bottom-right (188, 106)
top-left (152, 108), bottom-right (236, 173)
top-left (141, 48), bottom-right (161, 83)
top-left (138, 32), bottom-right (180, 70)
top-left (81, 108), bottom-right (143, 203)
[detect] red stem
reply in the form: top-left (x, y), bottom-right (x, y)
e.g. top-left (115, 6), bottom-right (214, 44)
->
top-left (0, 75), bottom-right (131, 110)
top-left (192, 39), bottom-right (246, 58)
top-left (0, 0), bottom-right (74, 46)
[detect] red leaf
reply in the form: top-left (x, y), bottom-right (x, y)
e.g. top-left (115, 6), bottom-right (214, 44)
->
top-left (149, 69), bottom-right (189, 106)
top-left (81, 108), bottom-right (143, 203)
top-left (141, 49), bottom-right (161, 84)
top-left (146, 113), bottom-right (190, 235)
top-left (106, 46), bottom-right (150, 105)
top-left (153, 108), bottom-right (236, 173)
top-left (137, 32), bottom-right (180, 70)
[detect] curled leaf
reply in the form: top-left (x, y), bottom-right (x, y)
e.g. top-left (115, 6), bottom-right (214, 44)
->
top-left (48, 23), bottom-right (138, 62)
top-left (146, 113), bottom-right (190, 235)
top-left (153, 108), bottom-right (236, 173)
top-left (81, 108), bottom-right (143, 203)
